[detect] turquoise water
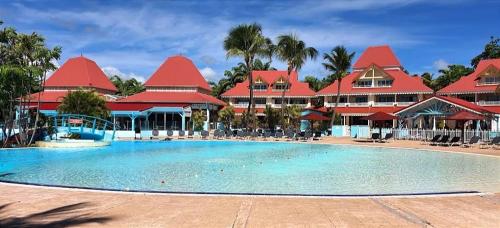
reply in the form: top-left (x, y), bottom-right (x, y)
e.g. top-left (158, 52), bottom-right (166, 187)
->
top-left (1, 141), bottom-right (499, 195)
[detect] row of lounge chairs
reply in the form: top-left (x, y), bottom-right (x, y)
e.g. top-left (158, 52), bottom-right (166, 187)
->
top-left (423, 135), bottom-right (500, 149)
top-left (141, 129), bottom-right (322, 141)
top-left (212, 130), bottom-right (322, 141)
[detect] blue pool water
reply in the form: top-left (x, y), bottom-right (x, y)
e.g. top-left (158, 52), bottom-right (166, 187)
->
top-left (0, 141), bottom-right (499, 195)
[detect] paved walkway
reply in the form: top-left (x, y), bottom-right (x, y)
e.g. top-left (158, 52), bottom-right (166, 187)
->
top-left (1, 138), bottom-right (499, 227)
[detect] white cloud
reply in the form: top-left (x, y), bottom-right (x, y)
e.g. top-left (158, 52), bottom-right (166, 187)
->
top-left (433, 59), bottom-right (449, 70)
top-left (199, 67), bottom-right (218, 81)
top-left (101, 66), bottom-right (147, 82)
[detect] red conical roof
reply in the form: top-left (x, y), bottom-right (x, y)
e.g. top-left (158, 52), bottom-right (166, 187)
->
top-left (145, 55), bottom-right (211, 91)
top-left (45, 56), bottom-right (117, 93)
top-left (353, 45), bottom-right (401, 69)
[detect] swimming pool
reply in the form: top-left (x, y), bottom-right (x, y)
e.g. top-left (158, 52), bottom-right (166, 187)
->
top-left (1, 141), bottom-right (499, 195)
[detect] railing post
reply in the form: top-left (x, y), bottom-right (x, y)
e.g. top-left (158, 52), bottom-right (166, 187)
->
top-left (91, 119), bottom-right (97, 134)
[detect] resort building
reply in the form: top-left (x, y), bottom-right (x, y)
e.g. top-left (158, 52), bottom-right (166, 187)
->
top-left (436, 58), bottom-right (500, 130)
top-left (316, 45), bottom-right (434, 126)
top-left (28, 55), bottom-right (225, 137)
top-left (221, 70), bottom-right (316, 117)
top-left (28, 56), bottom-right (119, 114)
top-left (112, 56), bottom-right (225, 134)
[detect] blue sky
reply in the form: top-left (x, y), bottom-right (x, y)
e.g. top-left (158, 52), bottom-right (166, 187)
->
top-left (1, 0), bottom-right (499, 82)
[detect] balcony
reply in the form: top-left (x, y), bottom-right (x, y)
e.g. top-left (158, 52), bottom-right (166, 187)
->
top-left (232, 103), bottom-right (267, 108)
top-left (396, 101), bottom-right (416, 106)
top-left (477, 100), bottom-right (500, 106)
top-left (373, 102), bottom-right (395, 107)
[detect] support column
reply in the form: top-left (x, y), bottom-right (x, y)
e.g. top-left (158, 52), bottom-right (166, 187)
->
top-left (433, 116), bottom-right (436, 130)
top-left (181, 112), bottom-right (186, 131)
top-left (163, 112), bottom-right (166, 130)
top-left (131, 115), bottom-right (136, 131)
top-left (204, 108), bottom-right (210, 131)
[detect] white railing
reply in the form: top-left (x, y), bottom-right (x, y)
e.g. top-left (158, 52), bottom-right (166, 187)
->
top-left (396, 101), bottom-right (415, 106)
top-left (477, 100), bottom-right (500, 105)
top-left (232, 103), bottom-right (267, 108)
top-left (324, 102), bottom-right (348, 107)
top-left (349, 102), bottom-right (369, 107)
top-left (392, 128), bottom-right (498, 142)
top-left (373, 102), bottom-right (394, 107)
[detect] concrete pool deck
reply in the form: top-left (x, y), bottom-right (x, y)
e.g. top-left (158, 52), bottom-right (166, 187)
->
top-left (1, 137), bottom-right (499, 227)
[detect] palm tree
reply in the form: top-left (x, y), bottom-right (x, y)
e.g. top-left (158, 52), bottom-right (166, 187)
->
top-left (275, 34), bottom-right (318, 128)
top-left (58, 89), bottom-right (110, 118)
top-left (323, 46), bottom-right (355, 128)
top-left (223, 23), bottom-right (269, 129)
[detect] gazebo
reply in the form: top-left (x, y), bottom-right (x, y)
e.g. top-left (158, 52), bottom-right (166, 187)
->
top-left (300, 113), bottom-right (330, 131)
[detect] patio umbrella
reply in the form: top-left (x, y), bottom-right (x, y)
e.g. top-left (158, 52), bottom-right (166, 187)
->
top-left (300, 113), bottom-right (330, 131)
top-left (361, 112), bottom-right (397, 142)
top-left (446, 110), bottom-right (485, 144)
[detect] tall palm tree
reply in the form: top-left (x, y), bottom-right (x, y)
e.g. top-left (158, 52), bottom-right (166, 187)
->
top-left (275, 34), bottom-right (318, 128)
top-left (223, 23), bottom-right (269, 129)
top-left (323, 46), bottom-right (355, 128)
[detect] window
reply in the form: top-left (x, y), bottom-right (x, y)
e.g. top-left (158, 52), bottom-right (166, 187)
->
top-left (236, 99), bottom-right (249, 104)
top-left (483, 76), bottom-right (500, 85)
top-left (377, 80), bottom-right (393, 87)
top-left (355, 80), bottom-right (372, 87)
top-left (254, 83), bottom-right (267, 91)
top-left (290, 99), bottom-right (306, 104)
top-left (377, 96), bottom-right (394, 102)
top-left (399, 95), bottom-right (416, 102)
top-left (254, 98), bottom-right (266, 104)
top-left (273, 83), bottom-right (289, 90)
top-left (339, 97), bottom-right (347, 103)
top-left (354, 96), bottom-right (368, 103)
top-left (458, 95), bottom-right (474, 102)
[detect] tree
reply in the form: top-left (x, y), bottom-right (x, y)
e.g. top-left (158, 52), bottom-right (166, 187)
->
top-left (322, 46), bottom-right (355, 129)
top-left (263, 105), bottom-right (279, 130)
top-left (57, 89), bottom-right (110, 118)
top-left (304, 75), bottom-right (323, 92)
top-left (218, 106), bottom-right (235, 130)
top-left (223, 23), bottom-right (270, 130)
top-left (471, 36), bottom-right (500, 68)
top-left (0, 21), bottom-right (61, 147)
top-left (420, 72), bottom-right (434, 91)
top-left (110, 75), bottom-right (145, 96)
top-left (433, 65), bottom-right (473, 91)
top-left (286, 105), bottom-right (302, 130)
top-left (210, 59), bottom-right (275, 98)
top-left (275, 34), bottom-right (318, 128)
top-left (191, 110), bottom-right (206, 131)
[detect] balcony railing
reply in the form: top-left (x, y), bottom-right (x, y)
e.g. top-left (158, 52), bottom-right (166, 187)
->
top-left (477, 100), bottom-right (500, 105)
top-left (373, 102), bottom-right (395, 106)
top-left (396, 101), bottom-right (416, 106)
top-left (232, 103), bottom-right (267, 108)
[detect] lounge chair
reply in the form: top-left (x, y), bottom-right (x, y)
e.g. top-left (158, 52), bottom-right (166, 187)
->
top-left (431, 135), bottom-right (449, 146)
top-left (302, 131), bottom-right (313, 141)
top-left (201, 130), bottom-right (209, 139)
top-left (263, 131), bottom-right (271, 141)
top-left (225, 131), bottom-right (232, 139)
top-left (371, 133), bottom-right (380, 142)
top-left (134, 127), bottom-right (142, 140)
top-left (425, 135), bottom-right (441, 145)
top-left (250, 131), bottom-right (259, 140)
top-left (187, 130), bottom-right (194, 139)
top-left (150, 129), bottom-right (160, 140)
top-left (445, 136), bottom-right (460, 146)
top-left (461, 136), bottom-right (480, 148)
top-left (166, 129), bottom-right (174, 140)
top-left (381, 133), bottom-right (393, 142)
top-left (236, 130), bottom-right (245, 140)
top-left (213, 130), bottom-right (220, 139)
top-left (479, 136), bottom-right (500, 149)
top-left (178, 130), bottom-right (186, 139)
top-left (274, 131), bottom-right (283, 141)
top-left (313, 132), bottom-right (321, 141)
top-left (286, 131), bottom-right (295, 141)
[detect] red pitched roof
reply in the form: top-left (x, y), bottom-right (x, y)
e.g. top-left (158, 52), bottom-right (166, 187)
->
top-left (45, 56), bottom-right (117, 93)
top-left (395, 96), bottom-right (490, 115)
top-left (446, 110), bottom-right (485, 120)
top-left (107, 103), bottom-right (190, 111)
top-left (28, 91), bottom-right (69, 102)
top-left (335, 107), bottom-right (404, 115)
top-left (353, 45), bottom-right (401, 69)
top-left (317, 69), bottom-right (433, 95)
top-left (117, 91), bottom-right (225, 106)
top-left (145, 56), bottom-right (211, 91)
top-left (438, 59), bottom-right (500, 94)
top-left (221, 70), bottom-right (316, 97)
